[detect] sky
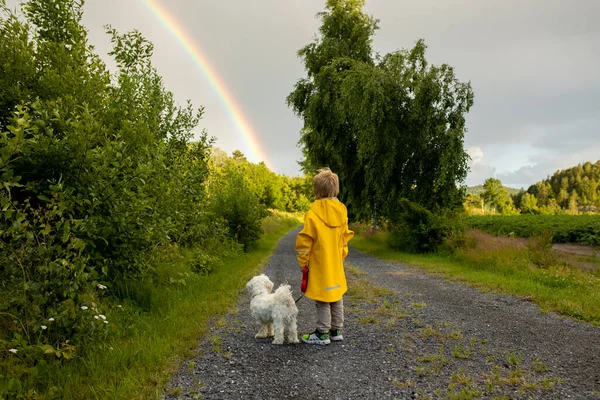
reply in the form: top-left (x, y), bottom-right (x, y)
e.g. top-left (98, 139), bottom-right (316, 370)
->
top-left (5, 0), bottom-right (600, 188)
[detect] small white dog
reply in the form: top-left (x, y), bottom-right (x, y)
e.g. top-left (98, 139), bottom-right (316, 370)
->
top-left (245, 274), bottom-right (299, 345)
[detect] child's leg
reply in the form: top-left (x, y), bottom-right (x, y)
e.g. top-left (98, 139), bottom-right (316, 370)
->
top-left (330, 297), bottom-right (344, 330)
top-left (315, 301), bottom-right (331, 333)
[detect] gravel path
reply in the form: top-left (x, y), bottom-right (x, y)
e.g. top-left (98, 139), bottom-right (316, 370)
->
top-left (165, 228), bottom-right (600, 399)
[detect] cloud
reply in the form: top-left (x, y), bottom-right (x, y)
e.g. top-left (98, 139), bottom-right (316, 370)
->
top-left (466, 147), bottom-right (496, 186)
top-left (5, 0), bottom-right (600, 184)
top-left (497, 149), bottom-right (600, 189)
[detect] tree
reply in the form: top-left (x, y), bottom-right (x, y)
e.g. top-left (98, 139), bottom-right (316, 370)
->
top-left (568, 190), bottom-right (578, 214)
top-left (481, 178), bottom-right (515, 214)
top-left (520, 192), bottom-right (539, 214)
top-left (287, 0), bottom-right (473, 222)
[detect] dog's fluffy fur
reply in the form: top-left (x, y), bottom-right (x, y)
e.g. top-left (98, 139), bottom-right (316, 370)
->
top-left (245, 274), bottom-right (299, 345)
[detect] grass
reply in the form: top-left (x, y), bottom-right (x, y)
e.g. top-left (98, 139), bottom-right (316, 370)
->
top-left (31, 211), bottom-right (302, 399)
top-left (350, 227), bottom-right (600, 327)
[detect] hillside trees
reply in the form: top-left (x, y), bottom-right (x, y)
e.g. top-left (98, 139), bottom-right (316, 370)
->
top-left (530, 161), bottom-right (600, 212)
top-left (287, 0), bottom-right (473, 229)
top-left (467, 160), bottom-right (600, 215)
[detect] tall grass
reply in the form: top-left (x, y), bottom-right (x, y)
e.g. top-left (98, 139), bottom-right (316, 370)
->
top-left (23, 211), bottom-right (301, 399)
top-left (351, 226), bottom-right (600, 327)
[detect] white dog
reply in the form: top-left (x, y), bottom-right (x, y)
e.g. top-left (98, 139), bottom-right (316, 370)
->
top-left (245, 274), bottom-right (299, 345)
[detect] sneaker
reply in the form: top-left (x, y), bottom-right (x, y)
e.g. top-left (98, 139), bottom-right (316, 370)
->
top-left (329, 329), bottom-right (343, 342)
top-left (302, 330), bottom-right (330, 345)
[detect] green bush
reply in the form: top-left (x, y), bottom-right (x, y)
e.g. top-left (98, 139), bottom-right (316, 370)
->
top-left (208, 164), bottom-right (269, 251)
top-left (0, 1), bottom-right (279, 396)
top-left (0, 1), bottom-right (219, 389)
top-left (387, 198), bottom-right (459, 253)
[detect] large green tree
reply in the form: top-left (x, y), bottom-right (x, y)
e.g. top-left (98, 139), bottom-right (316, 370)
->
top-left (287, 0), bottom-right (474, 221)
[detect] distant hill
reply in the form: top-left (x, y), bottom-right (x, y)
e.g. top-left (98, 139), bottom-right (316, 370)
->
top-left (467, 160), bottom-right (600, 213)
top-left (467, 184), bottom-right (522, 197)
top-left (527, 160), bottom-right (600, 209)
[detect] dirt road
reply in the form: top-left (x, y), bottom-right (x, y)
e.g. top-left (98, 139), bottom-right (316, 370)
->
top-left (165, 228), bottom-right (600, 399)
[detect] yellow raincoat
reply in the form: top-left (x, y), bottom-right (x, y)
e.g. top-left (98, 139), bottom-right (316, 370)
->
top-left (296, 199), bottom-right (354, 302)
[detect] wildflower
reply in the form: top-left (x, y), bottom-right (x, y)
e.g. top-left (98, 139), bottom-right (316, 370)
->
top-left (104, 321), bottom-right (109, 324)
top-left (94, 315), bottom-right (99, 319)
top-left (99, 314), bottom-right (106, 320)
top-left (117, 305), bottom-right (122, 308)
top-left (41, 325), bottom-right (47, 330)
top-left (9, 349), bottom-right (17, 354)
top-left (97, 283), bottom-right (107, 290)
top-left (81, 306), bottom-right (88, 310)
top-left (48, 317), bottom-right (55, 322)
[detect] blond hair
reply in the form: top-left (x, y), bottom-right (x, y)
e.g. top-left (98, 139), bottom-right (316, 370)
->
top-left (313, 168), bottom-right (340, 199)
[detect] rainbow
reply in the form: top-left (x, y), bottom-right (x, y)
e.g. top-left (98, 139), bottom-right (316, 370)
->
top-left (140, 0), bottom-right (270, 167)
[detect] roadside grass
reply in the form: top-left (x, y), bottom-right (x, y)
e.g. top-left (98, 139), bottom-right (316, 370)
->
top-left (350, 227), bottom-right (600, 327)
top-left (35, 211), bottom-right (302, 399)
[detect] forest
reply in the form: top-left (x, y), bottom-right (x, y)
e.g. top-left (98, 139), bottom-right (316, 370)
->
top-left (465, 160), bottom-right (600, 216)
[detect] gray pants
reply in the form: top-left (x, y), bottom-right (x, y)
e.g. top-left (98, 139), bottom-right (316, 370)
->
top-left (316, 297), bottom-right (344, 333)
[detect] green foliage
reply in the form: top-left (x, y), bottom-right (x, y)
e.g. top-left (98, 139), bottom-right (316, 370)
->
top-left (471, 161), bottom-right (600, 215)
top-left (527, 231), bottom-right (555, 269)
top-left (208, 163), bottom-right (269, 251)
top-left (210, 148), bottom-right (313, 213)
top-left (2, 212), bottom-right (300, 399)
top-left (0, 2), bottom-right (254, 396)
top-left (467, 215), bottom-right (600, 245)
top-left (481, 178), bottom-right (518, 215)
top-left (288, 0), bottom-right (473, 222)
top-left (0, 1), bottom-right (300, 397)
top-left (387, 199), bottom-right (459, 253)
top-left (537, 160), bottom-right (600, 209)
top-left (520, 192), bottom-right (539, 214)
top-left (467, 184), bottom-right (521, 197)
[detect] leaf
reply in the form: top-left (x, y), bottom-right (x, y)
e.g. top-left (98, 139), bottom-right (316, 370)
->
top-left (7, 377), bottom-right (22, 392)
top-left (40, 344), bottom-right (55, 354)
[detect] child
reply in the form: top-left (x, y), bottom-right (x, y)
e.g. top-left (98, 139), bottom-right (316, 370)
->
top-left (296, 168), bottom-right (354, 345)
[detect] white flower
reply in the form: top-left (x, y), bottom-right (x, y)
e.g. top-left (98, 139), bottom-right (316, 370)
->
top-left (94, 315), bottom-right (99, 319)
top-left (99, 314), bottom-right (106, 320)
top-left (41, 325), bottom-right (47, 330)
top-left (117, 305), bottom-right (122, 308)
top-left (97, 283), bottom-right (107, 290)
top-left (9, 349), bottom-right (17, 354)
top-left (81, 306), bottom-right (88, 310)
top-left (104, 321), bottom-right (108, 324)
top-left (48, 317), bottom-right (55, 322)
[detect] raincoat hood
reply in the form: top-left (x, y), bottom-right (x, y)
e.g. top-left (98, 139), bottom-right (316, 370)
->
top-left (310, 199), bottom-right (347, 228)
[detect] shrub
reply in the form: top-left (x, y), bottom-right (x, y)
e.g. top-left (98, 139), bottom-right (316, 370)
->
top-left (0, 0), bottom-right (212, 372)
top-left (386, 198), bottom-right (460, 253)
top-left (208, 164), bottom-right (269, 251)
